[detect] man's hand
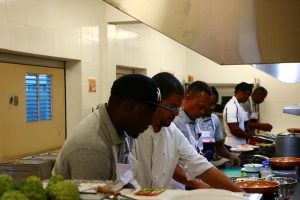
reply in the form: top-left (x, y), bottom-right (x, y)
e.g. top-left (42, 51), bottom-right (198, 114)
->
top-left (229, 156), bottom-right (241, 167)
top-left (259, 123), bottom-right (273, 131)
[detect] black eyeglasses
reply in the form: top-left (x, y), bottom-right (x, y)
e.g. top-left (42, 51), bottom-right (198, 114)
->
top-left (158, 104), bottom-right (180, 113)
top-left (147, 101), bottom-right (180, 113)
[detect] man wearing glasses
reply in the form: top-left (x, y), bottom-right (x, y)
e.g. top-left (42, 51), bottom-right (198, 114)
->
top-left (129, 73), bottom-right (243, 192)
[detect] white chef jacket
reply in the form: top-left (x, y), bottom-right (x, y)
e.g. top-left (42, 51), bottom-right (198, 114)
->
top-left (129, 123), bottom-right (213, 189)
top-left (223, 96), bottom-right (249, 147)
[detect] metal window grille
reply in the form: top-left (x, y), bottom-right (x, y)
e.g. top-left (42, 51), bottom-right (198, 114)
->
top-left (25, 73), bottom-right (52, 122)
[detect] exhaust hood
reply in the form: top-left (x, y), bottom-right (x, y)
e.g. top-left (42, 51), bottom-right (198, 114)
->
top-left (104, 0), bottom-right (300, 115)
top-left (283, 104), bottom-right (300, 116)
top-left (104, 0), bottom-right (300, 65)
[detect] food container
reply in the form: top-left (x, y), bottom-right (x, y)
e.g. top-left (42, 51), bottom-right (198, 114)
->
top-left (243, 163), bottom-right (263, 172)
top-left (270, 177), bottom-right (297, 199)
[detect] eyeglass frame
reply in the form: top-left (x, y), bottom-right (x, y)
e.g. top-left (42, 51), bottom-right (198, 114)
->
top-left (148, 101), bottom-right (180, 113)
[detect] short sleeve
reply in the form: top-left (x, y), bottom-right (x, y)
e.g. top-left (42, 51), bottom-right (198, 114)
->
top-left (212, 114), bottom-right (223, 141)
top-left (224, 102), bottom-right (238, 123)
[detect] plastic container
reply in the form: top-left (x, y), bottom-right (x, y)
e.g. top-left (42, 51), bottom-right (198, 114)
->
top-left (260, 160), bottom-right (272, 179)
top-left (243, 163), bottom-right (263, 172)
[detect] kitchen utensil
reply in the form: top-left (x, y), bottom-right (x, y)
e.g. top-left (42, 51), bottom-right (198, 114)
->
top-left (253, 155), bottom-right (300, 168)
top-left (275, 132), bottom-right (300, 157)
top-left (270, 177), bottom-right (297, 200)
top-left (97, 185), bottom-right (137, 200)
top-left (243, 163), bottom-right (263, 172)
top-left (235, 180), bottom-right (279, 194)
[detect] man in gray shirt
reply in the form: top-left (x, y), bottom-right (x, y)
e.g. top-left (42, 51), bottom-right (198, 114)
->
top-left (53, 74), bottom-right (163, 180)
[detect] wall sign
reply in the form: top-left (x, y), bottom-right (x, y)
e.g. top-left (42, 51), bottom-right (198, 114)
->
top-left (88, 78), bottom-right (96, 93)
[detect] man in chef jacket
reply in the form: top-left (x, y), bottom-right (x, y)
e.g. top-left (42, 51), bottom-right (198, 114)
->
top-left (223, 82), bottom-right (253, 148)
top-left (241, 86), bottom-right (273, 133)
top-left (129, 73), bottom-right (243, 192)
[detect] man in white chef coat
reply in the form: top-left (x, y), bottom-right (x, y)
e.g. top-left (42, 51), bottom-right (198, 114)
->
top-left (129, 73), bottom-right (243, 192)
top-left (223, 82), bottom-right (253, 148)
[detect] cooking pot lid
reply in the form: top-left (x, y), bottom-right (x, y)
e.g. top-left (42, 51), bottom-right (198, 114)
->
top-left (276, 132), bottom-right (300, 138)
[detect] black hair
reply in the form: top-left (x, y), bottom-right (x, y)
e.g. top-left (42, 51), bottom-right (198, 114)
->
top-left (253, 86), bottom-right (268, 96)
top-left (185, 81), bottom-right (212, 97)
top-left (234, 82), bottom-right (252, 93)
top-left (152, 72), bottom-right (184, 99)
top-left (109, 74), bottom-right (160, 106)
top-left (210, 86), bottom-right (219, 100)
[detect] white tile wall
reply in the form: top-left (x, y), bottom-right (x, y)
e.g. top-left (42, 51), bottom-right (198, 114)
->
top-left (0, 0), bottom-right (7, 20)
top-left (110, 22), bottom-right (300, 134)
top-left (0, 0), bottom-right (108, 135)
top-left (1, 0), bottom-right (299, 135)
top-left (7, 21), bottom-right (28, 52)
top-left (0, 19), bottom-right (9, 48)
top-left (7, 0), bottom-right (27, 24)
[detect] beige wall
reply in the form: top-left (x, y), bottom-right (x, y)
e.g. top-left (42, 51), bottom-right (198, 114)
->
top-left (111, 23), bottom-right (300, 134)
top-left (108, 23), bottom-right (188, 82)
top-left (186, 51), bottom-right (300, 133)
top-left (0, 0), bottom-right (299, 160)
top-left (0, 62), bottom-right (65, 160)
top-left (0, 0), bottom-right (109, 136)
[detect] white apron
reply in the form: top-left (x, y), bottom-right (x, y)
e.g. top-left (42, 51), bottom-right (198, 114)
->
top-left (112, 145), bottom-right (139, 188)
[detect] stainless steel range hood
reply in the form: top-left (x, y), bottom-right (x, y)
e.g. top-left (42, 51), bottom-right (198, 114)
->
top-left (104, 0), bottom-right (300, 65)
top-left (283, 104), bottom-right (300, 116)
top-left (104, 0), bottom-right (300, 115)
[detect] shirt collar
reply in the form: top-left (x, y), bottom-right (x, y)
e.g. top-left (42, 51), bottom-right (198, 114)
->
top-left (179, 107), bottom-right (195, 124)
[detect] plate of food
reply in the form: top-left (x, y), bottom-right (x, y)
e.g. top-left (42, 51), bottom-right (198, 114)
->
top-left (230, 146), bottom-right (254, 152)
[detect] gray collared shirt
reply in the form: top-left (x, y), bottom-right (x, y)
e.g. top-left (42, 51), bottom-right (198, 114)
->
top-left (53, 103), bottom-right (125, 180)
top-left (173, 108), bottom-right (201, 142)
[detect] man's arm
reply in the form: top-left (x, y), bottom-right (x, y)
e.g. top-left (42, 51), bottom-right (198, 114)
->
top-left (173, 164), bottom-right (212, 189)
top-left (227, 122), bottom-right (253, 139)
top-left (215, 140), bottom-right (240, 166)
top-left (248, 121), bottom-right (273, 132)
top-left (196, 167), bottom-right (244, 192)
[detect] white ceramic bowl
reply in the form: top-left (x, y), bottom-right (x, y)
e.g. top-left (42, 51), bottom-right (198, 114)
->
top-left (243, 163), bottom-right (263, 172)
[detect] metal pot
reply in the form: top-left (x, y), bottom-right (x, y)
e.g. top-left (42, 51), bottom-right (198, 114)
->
top-left (270, 177), bottom-right (297, 200)
top-left (275, 132), bottom-right (300, 157)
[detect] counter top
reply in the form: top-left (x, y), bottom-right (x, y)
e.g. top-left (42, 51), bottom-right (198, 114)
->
top-left (80, 188), bottom-right (262, 200)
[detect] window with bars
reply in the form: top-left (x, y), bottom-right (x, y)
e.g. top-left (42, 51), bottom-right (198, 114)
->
top-left (25, 73), bottom-right (52, 122)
